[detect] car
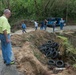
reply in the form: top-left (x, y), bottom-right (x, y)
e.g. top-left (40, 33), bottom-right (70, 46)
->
top-left (47, 17), bottom-right (66, 27)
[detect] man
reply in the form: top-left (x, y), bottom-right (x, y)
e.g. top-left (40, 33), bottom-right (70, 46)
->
top-left (40, 21), bottom-right (45, 30)
top-left (44, 19), bottom-right (48, 30)
top-left (34, 21), bottom-right (38, 31)
top-left (52, 21), bottom-right (57, 32)
top-left (0, 9), bottom-right (15, 66)
top-left (60, 18), bottom-right (64, 32)
top-left (21, 22), bottom-right (27, 33)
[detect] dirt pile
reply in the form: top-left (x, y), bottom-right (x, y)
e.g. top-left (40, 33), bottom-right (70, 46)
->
top-left (15, 42), bottom-right (52, 75)
top-left (11, 31), bottom-right (56, 75)
top-left (11, 30), bottom-right (76, 75)
top-left (11, 30), bottom-right (57, 47)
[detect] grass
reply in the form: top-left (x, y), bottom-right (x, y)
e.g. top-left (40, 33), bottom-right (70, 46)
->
top-left (34, 51), bottom-right (41, 60)
top-left (73, 64), bottom-right (76, 71)
top-left (57, 35), bottom-right (76, 54)
top-left (57, 35), bottom-right (76, 67)
top-left (57, 36), bottom-right (68, 42)
top-left (73, 64), bottom-right (76, 69)
top-left (30, 44), bottom-right (41, 60)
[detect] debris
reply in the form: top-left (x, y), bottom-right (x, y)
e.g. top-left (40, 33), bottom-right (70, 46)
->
top-left (53, 68), bottom-right (66, 74)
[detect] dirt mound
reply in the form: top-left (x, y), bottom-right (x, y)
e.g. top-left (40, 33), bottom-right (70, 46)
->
top-left (11, 30), bottom-right (76, 75)
top-left (15, 42), bottom-right (52, 75)
top-left (11, 30), bottom-right (56, 47)
top-left (12, 31), bottom-right (56, 75)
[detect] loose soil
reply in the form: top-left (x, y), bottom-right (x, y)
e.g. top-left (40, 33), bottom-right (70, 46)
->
top-left (11, 30), bottom-right (76, 75)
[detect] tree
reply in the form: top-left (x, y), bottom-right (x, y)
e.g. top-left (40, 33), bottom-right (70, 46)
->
top-left (0, 0), bottom-right (76, 25)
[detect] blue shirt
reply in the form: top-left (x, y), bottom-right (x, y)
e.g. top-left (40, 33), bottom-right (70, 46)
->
top-left (22, 23), bottom-right (26, 29)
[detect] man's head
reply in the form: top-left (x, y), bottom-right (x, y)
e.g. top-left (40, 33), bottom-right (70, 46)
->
top-left (4, 9), bottom-right (11, 18)
top-left (22, 21), bottom-right (25, 24)
top-left (61, 18), bottom-right (63, 20)
top-left (45, 19), bottom-right (48, 22)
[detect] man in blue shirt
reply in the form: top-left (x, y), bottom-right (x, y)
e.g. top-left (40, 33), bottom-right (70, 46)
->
top-left (22, 22), bottom-right (27, 33)
top-left (60, 18), bottom-right (64, 30)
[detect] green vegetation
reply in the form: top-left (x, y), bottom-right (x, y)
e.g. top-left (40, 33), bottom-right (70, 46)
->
top-left (73, 64), bottom-right (76, 69)
top-left (58, 35), bottom-right (76, 56)
top-left (0, 0), bottom-right (76, 26)
top-left (57, 36), bottom-right (76, 68)
top-left (57, 36), bottom-right (68, 42)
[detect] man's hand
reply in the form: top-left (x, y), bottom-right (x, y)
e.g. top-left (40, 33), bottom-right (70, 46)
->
top-left (6, 39), bottom-right (11, 43)
top-left (3, 30), bottom-right (11, 43)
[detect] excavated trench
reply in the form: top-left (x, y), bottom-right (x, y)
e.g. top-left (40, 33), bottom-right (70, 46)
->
top-left (11, 30), bottom-right (76, 75)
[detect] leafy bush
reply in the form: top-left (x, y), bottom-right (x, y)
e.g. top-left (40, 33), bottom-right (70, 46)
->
top-left (57, 36), bottom-right (76, 66)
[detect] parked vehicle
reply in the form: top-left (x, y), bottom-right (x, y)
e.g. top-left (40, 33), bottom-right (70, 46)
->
top-left (47, 17), bottom-right (66, 27)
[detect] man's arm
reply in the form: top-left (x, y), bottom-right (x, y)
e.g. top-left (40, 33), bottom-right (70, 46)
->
top-left (3, 30), bottom-right (10, 43)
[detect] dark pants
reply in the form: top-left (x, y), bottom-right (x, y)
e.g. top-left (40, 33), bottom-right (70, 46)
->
top-left (44, 25), bottom-right (47, 30)
top-left (40, 26), bottom-right (43, 30)
top-left (22, 29), bottom-right (26, 33)
top-left (35, 27), bottom-right (38, 31)
top-left (60, 23), bottom-right (64, 30)
top-left (53, 25), bottom-right (55, 32)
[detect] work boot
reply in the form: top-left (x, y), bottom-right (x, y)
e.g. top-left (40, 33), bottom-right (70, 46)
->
top-left (4, 60), bottom-right (6, 64)
top-left (6, 61), bottom-right (15, 66)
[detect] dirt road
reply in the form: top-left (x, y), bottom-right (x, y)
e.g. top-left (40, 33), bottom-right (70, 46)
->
top-left (12, 26), bottom-right (76, 35)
